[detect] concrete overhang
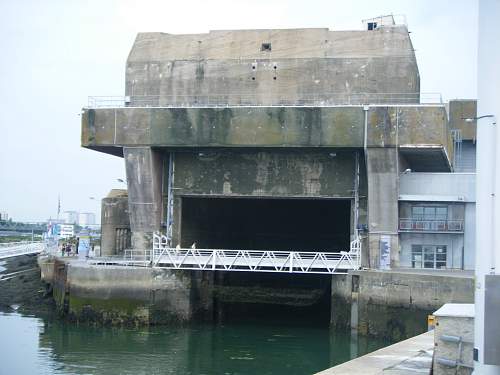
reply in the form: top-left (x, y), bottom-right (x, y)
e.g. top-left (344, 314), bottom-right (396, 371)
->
top-left (82, 105), bottom-right (451, 169)
top-left (399, 146), bottom-right (452, 172)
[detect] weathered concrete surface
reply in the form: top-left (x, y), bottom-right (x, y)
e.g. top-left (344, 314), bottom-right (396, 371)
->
top-left (169, 150), bottom-right (366, 249)
top-left (123, 147), bottom-right (163, 250)
top-left (448, 100), bottom-right (477, 141)
top-left (83, 106), bottom-right (365, 148)
top-left (173, 150), bottom-right (362, 198)
top-left (366, 147), bottom-right (399, 268)
top-left (82, 106), bottom-right (449, 151)
top-left (315, 331), bottom-right (433, 375)
top-left (101, 189), bottom-right (130, 256)
top-left (126, 27), bottom-right (419, 106)
top-left (331, 270), bottom-right (474, 340)
top-left (433, 304), bottom-right (474, 375)
top-left (368, 106), bottom-right (448, 147)
top-left (42, 257), bottom-right (212, 325)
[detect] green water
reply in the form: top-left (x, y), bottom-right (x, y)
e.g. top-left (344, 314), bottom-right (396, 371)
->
top-left (0, 311), bottom-right (391, 375)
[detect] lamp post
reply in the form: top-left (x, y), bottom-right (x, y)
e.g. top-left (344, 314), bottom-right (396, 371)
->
top-left (470, 111), bottom-right (500, 374)
top-left (472, 1), bottom-right (500, 372)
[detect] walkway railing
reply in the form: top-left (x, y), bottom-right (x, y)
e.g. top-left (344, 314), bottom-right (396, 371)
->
top-left (399, 219), bottom-right (464, 232)
top-left (151, 233), bottom-right (361, 274)
top-left (0, 242), bottom-right (45, 260)
top-left (87, 92), bottom-right (443, 109)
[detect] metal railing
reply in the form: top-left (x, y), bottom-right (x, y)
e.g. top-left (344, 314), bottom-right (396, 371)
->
top-left (150, 233), bottom-right (361, 274)
top-left (0, 241), bottom-right (45, 260)
top-left (87, 92), bottom-right (443, 109)
top-left (399, 219), bottom-right (464, 232)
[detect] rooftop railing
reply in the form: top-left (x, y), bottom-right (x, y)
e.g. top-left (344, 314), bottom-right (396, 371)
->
top-left (87, 92), bottom-right (443, 109)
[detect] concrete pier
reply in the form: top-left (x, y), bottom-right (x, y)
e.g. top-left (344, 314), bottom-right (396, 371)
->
top-left (316, 331), bottom-right (434, 374)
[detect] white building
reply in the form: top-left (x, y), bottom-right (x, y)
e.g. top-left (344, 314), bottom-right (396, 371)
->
top-left (62, 211), bottom-right (79, 224)
top-left (78, 212), bottom-right (96, 226)
top-left (398, 173), bottom-right (476, 270)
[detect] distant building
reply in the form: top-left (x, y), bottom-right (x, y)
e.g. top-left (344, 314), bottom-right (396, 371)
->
top-left (78, 212), bottom-right (96, 226)
top-left (62, 211), bottom-right (79, 225)
top-left (0, 211), bottom-right (8, 221)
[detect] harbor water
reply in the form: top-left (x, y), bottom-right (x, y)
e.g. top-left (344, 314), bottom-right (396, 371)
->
top-left (0, 310), bottom-right (392, 375)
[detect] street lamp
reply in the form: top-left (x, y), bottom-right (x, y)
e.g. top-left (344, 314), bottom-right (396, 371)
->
top-left (464, 113), bottom-right (499, 374)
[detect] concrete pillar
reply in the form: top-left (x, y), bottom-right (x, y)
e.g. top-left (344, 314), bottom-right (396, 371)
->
top-left (365, 147), bottom-right (399, 269)
top-left (123, 147), bottom-right (164, 250)
top-left (100, 189), bottom-right (130, 256)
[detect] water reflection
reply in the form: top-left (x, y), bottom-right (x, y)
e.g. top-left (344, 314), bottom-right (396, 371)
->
top-left (0, 312), bottom-right (391, 375)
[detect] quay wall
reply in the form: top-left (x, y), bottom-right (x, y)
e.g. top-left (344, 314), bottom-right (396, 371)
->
top-left (331, 270), bottom-right (474, 340)
top-left (40, 257), bottom-right (212, 325)
top-left (39, 256), bottom-right (474, 337)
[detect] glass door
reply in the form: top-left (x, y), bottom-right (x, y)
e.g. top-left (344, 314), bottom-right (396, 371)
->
top-left (411, 245), bottom-right (447, 269)
top-left (423, 246), bottom-right (435, 268)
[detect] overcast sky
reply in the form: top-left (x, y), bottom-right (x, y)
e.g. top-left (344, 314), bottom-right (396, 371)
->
top-left (0, 0), bottom-right (478, 223)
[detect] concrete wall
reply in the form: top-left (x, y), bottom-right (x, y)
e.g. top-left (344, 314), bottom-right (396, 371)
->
top-left (42, 257), bottom-right (213, 325)
top-left (169, 149), bottom-right (367, 247)
top-left (124, 147), bottom-right (163, 250)
top-left (448, 100), bottom-right (477, 141)
top-left (399, 173), bottom-right (475, 201)
top-left (126, 27), bottom-right (419, 106)
top-left (365, 148), bottom-right (399, 268)
top-left (332, 270), bottom-right (474, 340)
top-left (399, 233), bottom-right (465, 269)
top-left (82, 106), bottom-right (450, 152)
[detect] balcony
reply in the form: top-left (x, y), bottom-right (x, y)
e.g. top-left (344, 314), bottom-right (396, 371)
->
top-left (399, 219), bottom-right (464, 233)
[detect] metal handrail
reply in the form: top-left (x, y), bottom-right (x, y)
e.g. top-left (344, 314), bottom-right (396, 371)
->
top-left (87, 92), bottom-right (443, 109)
top-left (399, 218), bottom-right (464, 232)
top-left (150, 233), bottom-right (361, 274)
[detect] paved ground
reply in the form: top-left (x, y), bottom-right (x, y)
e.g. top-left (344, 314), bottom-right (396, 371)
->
top-left (315, 331), bottom-right (434, 375)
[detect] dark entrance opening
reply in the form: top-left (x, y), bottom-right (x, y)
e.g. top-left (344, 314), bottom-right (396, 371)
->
top-left (181, 197), bottom-right (351, 327)
top-left (181, 197), bottom-right (351, 252)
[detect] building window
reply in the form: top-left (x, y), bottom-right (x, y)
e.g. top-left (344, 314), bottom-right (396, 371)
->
top-left (411, 205), bottom-right (448, 221)
top-left (411, 245), bottom-right (447, 269)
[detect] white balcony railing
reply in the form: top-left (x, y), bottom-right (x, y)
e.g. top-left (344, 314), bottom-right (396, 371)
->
top-left (399, 219), bottom-right (464, 232)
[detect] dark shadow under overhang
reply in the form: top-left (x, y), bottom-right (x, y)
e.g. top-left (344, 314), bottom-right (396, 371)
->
top-left (84, 145), bottom-right (123, 158)
top-left (399, 146), bottom-right (451, 172)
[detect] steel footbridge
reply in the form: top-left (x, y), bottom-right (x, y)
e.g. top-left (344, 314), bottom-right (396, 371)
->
top-left (149, 234), bottom-right (361, 274)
